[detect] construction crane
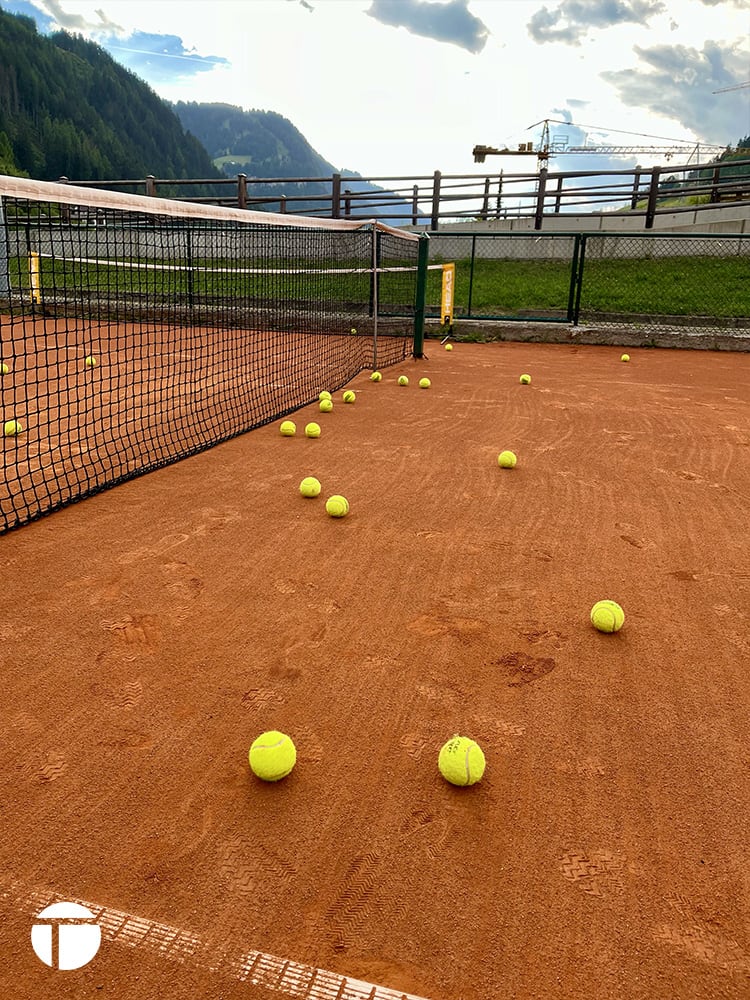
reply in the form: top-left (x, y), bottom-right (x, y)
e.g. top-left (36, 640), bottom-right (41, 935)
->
top-left (473, 118), bottom-right (742, 166)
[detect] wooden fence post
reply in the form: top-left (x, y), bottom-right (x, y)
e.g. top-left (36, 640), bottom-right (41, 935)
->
top-left (481, 177), bottom-right (490, 220)
top-left (146, 175), bottom-right (156, 197)
top-left (645, 166), bottom-right (661, 228)
top-left (237, 173), bottom-right (247, 210)
top-left (430, 170), bottom-right (442, 230)
top-left (331, 173), bottom-right (341, 219)
top-left (554, 175), bottom-right (564, 214)
top-left (534, 167), bottom-right (548, 230)
top-left (631, 166), bottom-right (642, 209)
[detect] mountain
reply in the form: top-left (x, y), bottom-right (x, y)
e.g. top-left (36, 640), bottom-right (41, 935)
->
top-left (0, 9), bottom-right (417, 220)
top-left (172, 101), bottom-right (423, 221)
top-left (0, 8), bottom-right (220, 183)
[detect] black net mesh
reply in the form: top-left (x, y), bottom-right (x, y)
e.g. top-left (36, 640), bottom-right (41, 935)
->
top-left (0, 183), bottom-right (420, 533)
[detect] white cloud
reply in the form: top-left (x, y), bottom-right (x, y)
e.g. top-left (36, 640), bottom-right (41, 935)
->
top-left (4, 0), bottom-right (748, 177)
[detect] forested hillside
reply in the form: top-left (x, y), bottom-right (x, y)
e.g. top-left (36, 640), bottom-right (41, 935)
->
top-left (172, 101), bottom-right (423, 219)
top-left (172, 102), bottom-right (333, 179)
top-left (0, 8), bottom-right (220, 181)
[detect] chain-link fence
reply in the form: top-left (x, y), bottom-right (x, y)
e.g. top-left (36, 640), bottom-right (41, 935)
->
top-left (426, 231), bottom-right (750, 337)
top-left (574, 234), bottom-right (749, 333)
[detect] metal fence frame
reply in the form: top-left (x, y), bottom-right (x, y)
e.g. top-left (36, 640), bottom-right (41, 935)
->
top-left (421, 230), bottom-right (750, 334)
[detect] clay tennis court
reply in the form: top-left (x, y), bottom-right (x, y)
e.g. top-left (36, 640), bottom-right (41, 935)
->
top-left (1, 340), bottom-right (749, 999)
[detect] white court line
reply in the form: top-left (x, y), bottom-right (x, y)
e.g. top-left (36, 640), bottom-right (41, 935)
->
top-left (3, 881), bottom-right (431, 1000)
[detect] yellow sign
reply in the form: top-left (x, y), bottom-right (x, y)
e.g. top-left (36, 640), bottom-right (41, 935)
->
top-left (441, 262), bottom-right (455, 325)
top-left (29, 251), bottom-right (41, 304)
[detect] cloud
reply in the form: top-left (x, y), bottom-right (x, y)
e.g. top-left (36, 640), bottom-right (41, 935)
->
top-left (528, 0), bottom-right (666, 46)
top-left (0, 0), bottom-right (55, 30)
top-left (602, 40), bottom-right (750, 144)
top-left (100, 32), bottom-right (230, 82)
top-left (367, 0), bottom-right (490, 53)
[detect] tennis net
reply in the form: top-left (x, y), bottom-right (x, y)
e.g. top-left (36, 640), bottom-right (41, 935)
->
top-left (0, 176), bottom-right (425, 533)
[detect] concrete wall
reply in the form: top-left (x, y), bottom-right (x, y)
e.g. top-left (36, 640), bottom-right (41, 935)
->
top-left (413, 201), bottom-right (749, 237)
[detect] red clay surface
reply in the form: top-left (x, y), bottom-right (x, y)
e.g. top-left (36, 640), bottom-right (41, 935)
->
top-left (1, 341), bottom-right (749, 1000)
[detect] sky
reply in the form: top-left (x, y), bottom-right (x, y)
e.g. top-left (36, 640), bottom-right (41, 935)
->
top-left (1, 0), bottom-right (749, 179)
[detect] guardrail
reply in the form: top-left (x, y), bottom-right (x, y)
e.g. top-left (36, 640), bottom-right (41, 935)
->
top-left (57, 157), bottom-right (750, 230)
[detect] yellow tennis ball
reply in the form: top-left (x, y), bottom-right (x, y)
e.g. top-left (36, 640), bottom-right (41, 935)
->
top-left (350, 327), bottom-right (357, 335)
top-left (325, 494), bottom-right (349, 518)
top-left (319, 398), bottom-right (333, 413)
top-left (279, 420), bottom-right (296, 436)
top-left (621, 353), bottom-right (630, 362)
top-left (444, 343), bottom-right (453, 351)
top-left (3, 419), bottom-right (23, 437)
top-left (438, 735), bottom-right (486, 787)
top-left (398, 376), bottom-right (409, 386)
top-left (590, 599), bottom-right (625, 633)
top-left (248, 731), bottom-right (297, 782)
top-left (342, 390), bottom-right (356, 403)
top-left (85, 355), bottom-right (97, 368)
top-left (519, 373), bottom-right (531, 384)
top-left (319, 391), bottom-right (332, 401)
top-left (419, 378), bottom-right (431, 389)
top-left (299, 476), bottom-right (321, 498)
top-left (0, 362), bottom-right (9, 375)
top-left (497, 450), bottom-right (517, 468)
top-left (370, 371), bottom-right (382, 382)
top-left (305, 422), bottom-right (321, 438)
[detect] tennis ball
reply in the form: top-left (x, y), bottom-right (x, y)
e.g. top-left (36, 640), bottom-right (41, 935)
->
top-left (438, 735), bottom-right (486, 787)
top-left (319, 398), bottom-right (333, 413)
top-left (3, 419), bottom-right (23, 437)
top-left (350, 327), bottom-right (357, 335)
top-left (248, 731), bottom-right (296, 782)
top-left (519, 373), bottom-right (531, 384)
top-left (444, 343), bottom-right (453, 351)
top-left (590, 599), bottom-right (625, 633)
top-left (279, 420), bottom-right (296, 437)
top-left (419, 378), bottom-right (431, 389)
top-left (370, 371), bottom-right (382, 382)
top-left (497, 450), bottom-right (517, 468)
top-left (305, 422), bottom-right (321, 438)
top-left (398, 376), bottom-right (409, 386)
top-left (299, 476), bottom-right (321, 498)
top-left (0, 362), bottom-right (9, 375)
top-left (325, 495), bottom-right (349, 518)
top-left (621, 353), bottom-right (630, 362)
top-left (342, 390), bottom-right (356, 403)
top-left (85, 355), bottom-right (97, 368)
top-left (319, 391), bottom-right (332, 401)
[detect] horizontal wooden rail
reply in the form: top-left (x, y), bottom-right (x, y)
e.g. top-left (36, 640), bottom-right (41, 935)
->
top-left (56, 159), bottom-right (750, 230)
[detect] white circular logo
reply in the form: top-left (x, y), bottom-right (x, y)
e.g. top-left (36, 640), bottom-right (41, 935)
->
top-left (31, 902), bottom-right (102, 970)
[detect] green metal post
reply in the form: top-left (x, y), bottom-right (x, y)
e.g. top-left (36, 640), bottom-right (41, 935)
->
top-left (413, 234), bottom-right (430, 358)
top-left (567, 234), bottom-right (581, 322)
top-left (572, 234), bottom-right (587, 326)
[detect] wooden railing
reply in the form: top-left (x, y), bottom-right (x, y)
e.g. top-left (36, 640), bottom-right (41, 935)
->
top-left (58, 158), bottom-right (750, 230)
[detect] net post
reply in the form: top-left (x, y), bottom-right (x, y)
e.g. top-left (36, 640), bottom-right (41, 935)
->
top-left (413, 234), bottom-right (429, 359)
top-left (371, 226), bottom-right (379, 370)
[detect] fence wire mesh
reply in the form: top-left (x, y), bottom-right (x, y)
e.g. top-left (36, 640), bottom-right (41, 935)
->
top-left (423, 230), bottom-right (749, 338)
